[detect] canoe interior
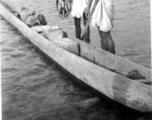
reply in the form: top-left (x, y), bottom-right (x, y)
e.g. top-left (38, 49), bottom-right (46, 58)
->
top-left (67, 35), bottom-right (151, 84)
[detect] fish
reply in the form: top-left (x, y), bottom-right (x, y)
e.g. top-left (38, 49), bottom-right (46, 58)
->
top-left (56, 0), bottom-right (73, 19)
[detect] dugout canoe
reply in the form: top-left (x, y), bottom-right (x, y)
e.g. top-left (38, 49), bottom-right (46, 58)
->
top-left (0, 1), bottom-right (152, 112)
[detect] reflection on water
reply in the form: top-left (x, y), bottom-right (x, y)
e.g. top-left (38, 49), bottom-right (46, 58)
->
top-left (1, 0), bottom-right (151, 120)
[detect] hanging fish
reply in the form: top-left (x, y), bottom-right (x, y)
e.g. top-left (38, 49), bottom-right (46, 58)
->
top-left (56, 0), bottom-right (73, 19)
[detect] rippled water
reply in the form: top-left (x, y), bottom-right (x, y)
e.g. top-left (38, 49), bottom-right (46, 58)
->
top-left (1, 0), bottom-right (151, 120)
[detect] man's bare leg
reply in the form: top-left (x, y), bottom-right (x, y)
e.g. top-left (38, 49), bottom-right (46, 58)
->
top-left (83, 13), bottom-right (90, 43)
top-left (98, 28), bottom-right (115, 54)
top-left (74, 17), bottom-right (81, 39)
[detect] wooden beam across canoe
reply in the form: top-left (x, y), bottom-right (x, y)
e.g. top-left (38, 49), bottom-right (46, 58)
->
top-left (0, 2), bottom-right (152, 112)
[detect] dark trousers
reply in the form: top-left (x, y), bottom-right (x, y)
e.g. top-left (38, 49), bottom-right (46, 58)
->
top-left (73, 13), bottom-right (90, 43)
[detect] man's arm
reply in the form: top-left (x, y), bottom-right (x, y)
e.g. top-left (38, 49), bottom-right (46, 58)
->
top-left (87, 0), bottom-right (93, 9)
top-left (81, 0), bottom-right (99, 39)
top-left (84, 0), bottom-right (93, 18)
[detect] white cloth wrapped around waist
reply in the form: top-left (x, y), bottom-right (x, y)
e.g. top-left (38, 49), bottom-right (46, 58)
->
top-left (91, 0), bottom-right (114, 32)
top-left (71, 0), bottom-right (88, 18)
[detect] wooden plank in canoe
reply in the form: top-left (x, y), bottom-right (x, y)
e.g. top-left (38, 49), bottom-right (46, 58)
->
top-left (0, 3), bottom-right (152, 112)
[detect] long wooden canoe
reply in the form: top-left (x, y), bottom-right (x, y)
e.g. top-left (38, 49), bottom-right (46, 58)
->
top-left (0, 1), bottom-right (152, 112)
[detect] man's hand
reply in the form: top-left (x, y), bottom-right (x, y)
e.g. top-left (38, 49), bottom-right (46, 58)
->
top-left (84, 6), bottom-right (90, 18)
